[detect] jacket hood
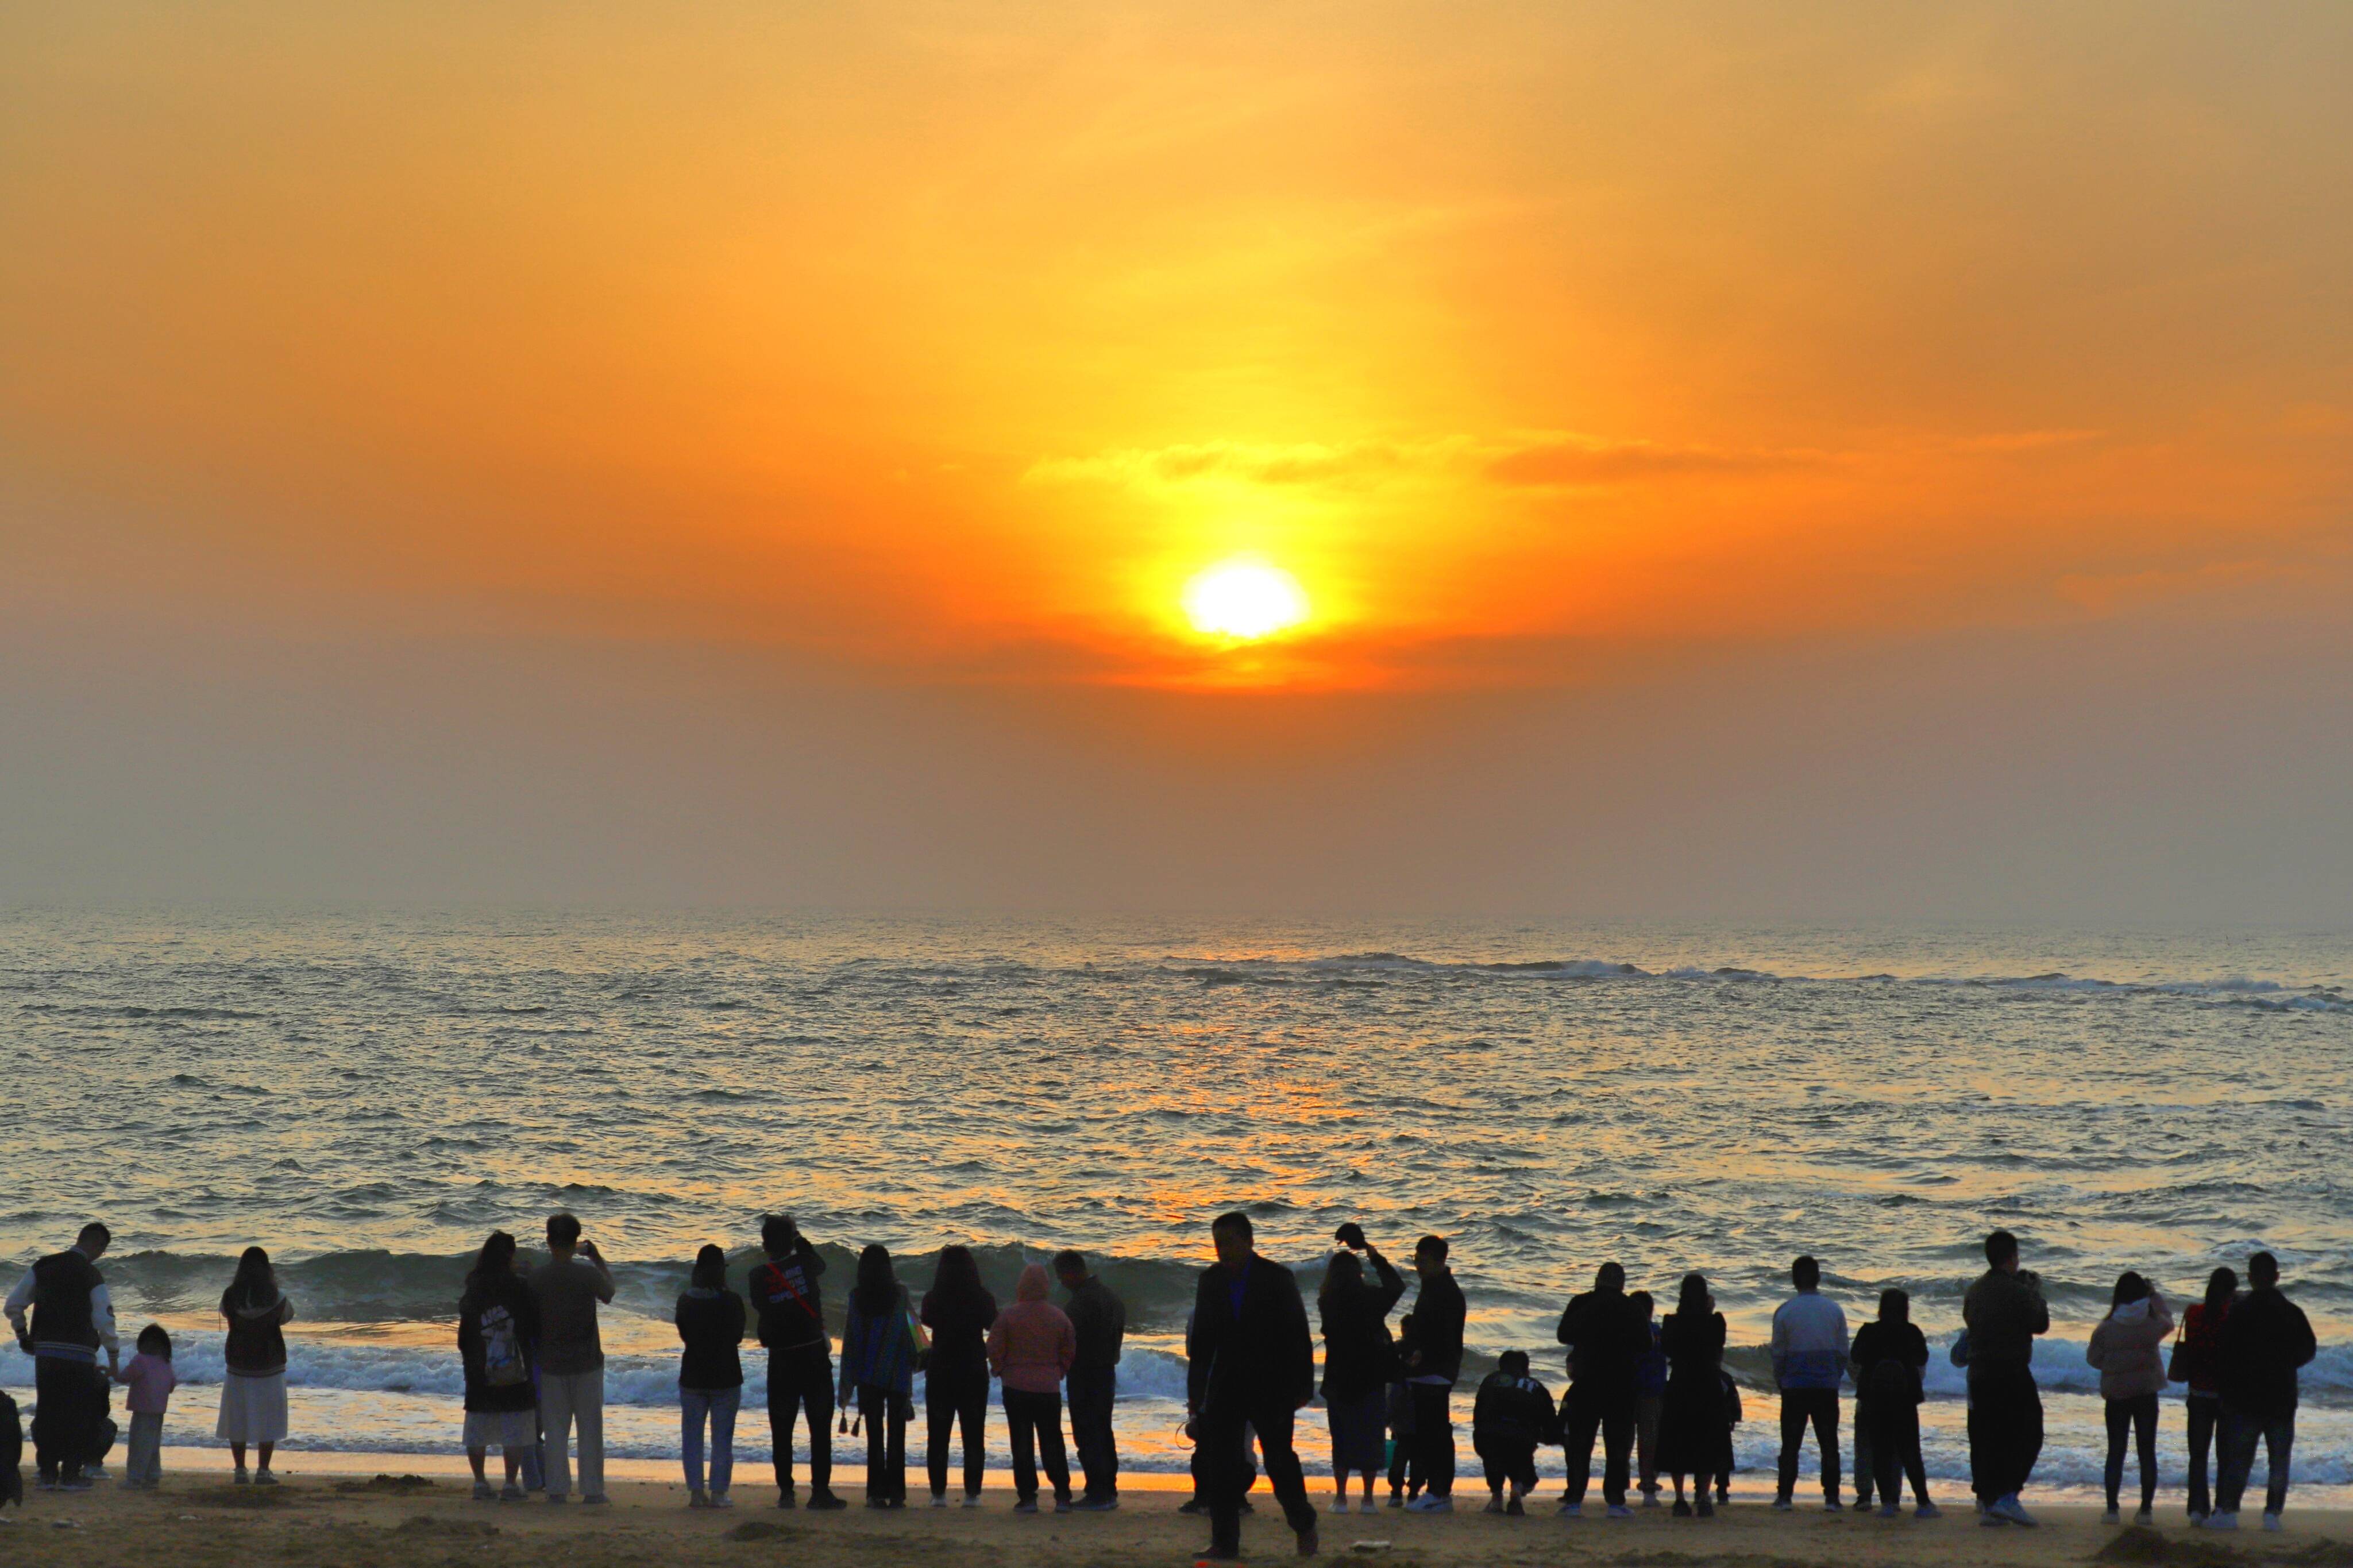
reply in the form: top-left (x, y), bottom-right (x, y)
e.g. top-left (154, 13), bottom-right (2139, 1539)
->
top-left (1016, 1263), bottom-right (1051, 1303)
top-left (2112, 1297), bottom-right (2150, 1324)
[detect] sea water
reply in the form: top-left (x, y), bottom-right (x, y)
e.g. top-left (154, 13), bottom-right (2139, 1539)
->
top-left (2, 910), bottom-right (2347, 1497)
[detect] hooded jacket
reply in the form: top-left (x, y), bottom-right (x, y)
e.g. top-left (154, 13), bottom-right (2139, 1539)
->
top-left (988, 1265), bottom-right (1077, 1395)
top-left (2086, 1293), bottom-right (2175, 1401)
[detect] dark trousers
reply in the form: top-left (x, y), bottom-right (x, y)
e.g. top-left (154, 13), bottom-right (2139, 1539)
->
top-left (856, 1385), bottom-right (908, 1504)
top-left (1409, 1382), bottom-right (1456, 1497)
top-left (1066, 1364), bottom-right (1118, 1500)
top-left (1003, 1388), bottom-right (1070, 1504)
top-left (767, 1343), bottom-right (833, 1497)
top-left (1862, 1396), bottom-right (1930, 1507)
top-left (2186, 1395), bottom-right (2221, 1517)
top-left (2105, 1393), bottom-right (2158, 1512)
top-left (1202, 1401), bottom-right (1317, 1555)
top-left (2216, 1405), bottom-right (2294, 1517)
top-left (1386, 1384), bottom-right (1417, 1496)
top-left (1478, 1436), bottom-right (1537, 1496)
top-left (1563, 1388), bottom-right (1635, 1507)
top-left (1777, 1388), bottom-right (1841, 1503)
top-left (32, 1358), bottom-right (99, 1484)
top-left (1192, 1428), bottom-right (1257, 1501)
top-left (925, 1367), bottom-right (988, 1499)
top-left (1966, 1365), bottom-right (2042, 1504)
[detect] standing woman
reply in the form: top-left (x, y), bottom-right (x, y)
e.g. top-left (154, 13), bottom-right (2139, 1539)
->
top-left (919, 1245), bottom-right (997, 1507)
top-left (836, 1244), bottom-right (920, 1509)
top-left (1318, 1226), bottom-right (1406, 1513)
top-left (458, 1231), bottom-right (541, 1501)
top-left (988, 1262), bottom-right (1078, 1514)
top-left (2088, 1272), bottom-right (2174, 1524)
top-left (216, 1247), bottom-right (294, 1484)
top-left (1656, 1273), bottom-right (1728, 1517)
top-left (677, 1243), bottom-right (748, 1508)
top-left (2171, 1268), bottom-right (2236, 1524)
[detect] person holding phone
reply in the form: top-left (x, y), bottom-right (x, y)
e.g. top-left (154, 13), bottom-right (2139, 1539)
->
top-left (530, 1212), bottom-right (616, 1505)
top-left (1318, 1223), bottom-right (1406, 1513)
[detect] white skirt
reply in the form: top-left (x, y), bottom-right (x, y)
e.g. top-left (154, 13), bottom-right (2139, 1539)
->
top-left (462, 1408), bottom-right (537, 1452)
top-left (215, 1370), bottom-right (290, 1444)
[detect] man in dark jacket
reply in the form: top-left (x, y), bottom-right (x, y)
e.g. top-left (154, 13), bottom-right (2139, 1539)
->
top-left (1402, 1234), bottom-right (1465, 1511)
top-left (1961, 1230), bottom-right (2048, 1527)
top-left (1055, 1248), bottom-right (1127, 1510)
top-left (5, 1222), bottom-right (119, 1492)
top-left (1473, 1350), bottom-right (1559, 1514)
top-left (2211, 1252), bottom-right (2317, 1531)
top-left (746, 1213), bottom-right (845, 1509)
top-left (1186, 1211), bottom-right (1318, 1560)
top-left (1556, 1261), bottom-right (1642, 1516)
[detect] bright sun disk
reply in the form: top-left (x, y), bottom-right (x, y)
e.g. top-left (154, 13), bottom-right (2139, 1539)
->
top-left (1181, 559), bottom-right (1310, 640)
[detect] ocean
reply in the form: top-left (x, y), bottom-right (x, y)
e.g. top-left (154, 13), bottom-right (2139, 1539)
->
top-left (3, 910), bottom-right (2348, 1497)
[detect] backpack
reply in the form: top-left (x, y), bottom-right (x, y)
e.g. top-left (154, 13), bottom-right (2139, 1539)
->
top-left (479, 1303), bottom-right (531, 1388)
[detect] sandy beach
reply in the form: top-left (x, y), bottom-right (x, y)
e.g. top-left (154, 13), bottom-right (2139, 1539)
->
top-left (3, 1470), bottom-right (2347, 1568)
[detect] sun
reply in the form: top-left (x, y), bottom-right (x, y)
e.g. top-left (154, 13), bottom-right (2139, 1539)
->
top-left (1181, 558), bottom-right (1311, 641)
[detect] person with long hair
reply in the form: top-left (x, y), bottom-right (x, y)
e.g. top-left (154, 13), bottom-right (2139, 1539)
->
top-left (919, 1244), bottom-right (997, 1507)
top-left (1656, 1273), bottom-right (1729, 1516)
top-left (989, 1262), bottom-right (1078, 1513)
top-left (677, 1243), bottom-right (747, 1508)
top-left (2171, 1266), bottom-right (2237, 1523)
top-left (838, 1243), bottom-right (920, 1508)
top-left (458, 1230), bottom-right (540, 1501)
top-left (216, 1246), bottom-right (294, 1484)
top-left (1318, 1225), bottom-right (1406, 1513)
top-left (1851, 1288), bottom-right (1936, 1517)
top-left (2088, 1270), bottom-right (2173, 1524)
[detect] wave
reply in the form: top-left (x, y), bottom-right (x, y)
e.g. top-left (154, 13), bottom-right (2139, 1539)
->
top-left (1158, 953), bottom-right (2351, 1011)
top-left (73, 1243), bottom-right (1235, 1334)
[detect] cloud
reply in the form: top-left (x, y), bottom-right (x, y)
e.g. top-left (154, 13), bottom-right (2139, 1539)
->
top-left (1024, 439), bottom-right (1448, 491)
top-left (1483, 436), bottom-right (1827, 487)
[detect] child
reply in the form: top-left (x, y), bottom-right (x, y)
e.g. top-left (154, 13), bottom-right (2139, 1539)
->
top-left (1472, 1350), bottom-right (1558, 1515)
top-left (118, 1324), bottom-right (179, 1490)
top-left (1631, 1291), bottom-right (1667, 1507)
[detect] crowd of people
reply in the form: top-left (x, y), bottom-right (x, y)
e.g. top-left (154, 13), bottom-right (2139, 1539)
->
top-left (0, 1216), bottom-right (2324, 1562)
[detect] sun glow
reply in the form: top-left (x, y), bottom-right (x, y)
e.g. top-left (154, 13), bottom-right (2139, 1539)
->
top-left (1181, 559), bottom-right (1311, 641)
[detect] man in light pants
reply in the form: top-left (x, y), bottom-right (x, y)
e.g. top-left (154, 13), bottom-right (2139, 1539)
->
top-left (530, 1212), bottom-right (616, 1504)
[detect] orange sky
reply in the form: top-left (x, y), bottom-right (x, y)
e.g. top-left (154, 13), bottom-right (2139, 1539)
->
top-left (6, 2), bottom-right (2347, 696)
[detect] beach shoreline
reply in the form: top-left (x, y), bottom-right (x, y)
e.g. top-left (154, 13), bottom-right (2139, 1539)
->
top-left (3, 1474), bottom-right (2347, 1568)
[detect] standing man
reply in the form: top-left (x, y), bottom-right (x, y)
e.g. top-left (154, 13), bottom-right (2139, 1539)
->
top-left (1402, 1234), bottom-right (1464, 1513)
top-left (529, 1212), bottom-right (615, 1505)
top-left (1055, 1248), bottom-right (1127, 1512)
top-left (1769, 1255), bottom-right (1849, 1512)
top-left (1556, 1261), bottom-right (1641, 1517)
top-left (748, 1212), bottom-right (846, 1509)
top-left (1186, 1211), bottom-right (1320, 1561)
top-left (1961, 1230), bottom-right (2049, 1526)
top-left (2209, 1251), bottom-right (2317, 1532)
top-left (5, 1222), bottom-right (119, 1492)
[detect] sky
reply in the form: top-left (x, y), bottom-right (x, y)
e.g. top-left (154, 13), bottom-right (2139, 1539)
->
top-left (3, 2), bottom-right (2350, 919)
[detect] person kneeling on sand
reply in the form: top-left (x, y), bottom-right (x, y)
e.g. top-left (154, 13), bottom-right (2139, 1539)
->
top-left (1473, 1350), bottom-right (1558, 1515)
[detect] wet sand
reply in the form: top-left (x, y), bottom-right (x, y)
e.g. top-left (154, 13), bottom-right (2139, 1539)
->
top-left (2, 1471), bottom-right (2347, 1568)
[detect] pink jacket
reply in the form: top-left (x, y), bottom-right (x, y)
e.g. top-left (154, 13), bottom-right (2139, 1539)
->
top-left (988, 1264), bottom-right (1076, 1394)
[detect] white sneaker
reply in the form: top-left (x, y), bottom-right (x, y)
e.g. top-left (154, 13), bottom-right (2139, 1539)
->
top-left (1358, 1498), bottom-right (1379, 1514)
top-left (1334, 1496), bottom-right (1355, 1514)
top-left (711, 1492), bottom-right (734, 1509)
top-left (931, 1494), bottom-right (949, 1508)
top-left (1991, 1496), bottom-right (2035, 1527)
top-left (1408, 1493), bottom-right (1453, 1513)
top-left (1484, 1496), bottom-right (1505, 1515)
top-left (2208, 1513), bottom-right (2239, 1532)
top-left (2263, 1513), bottom-right (2283, 1532)
top-left (2103, 1508), bottom-right (2120, 1524)
top-left (2135, 1508), bottom-right (2154, 1526)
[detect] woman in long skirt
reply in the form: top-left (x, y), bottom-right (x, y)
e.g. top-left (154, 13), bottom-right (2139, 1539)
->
top-left (217, 1247), bottom-right (295, 1484)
